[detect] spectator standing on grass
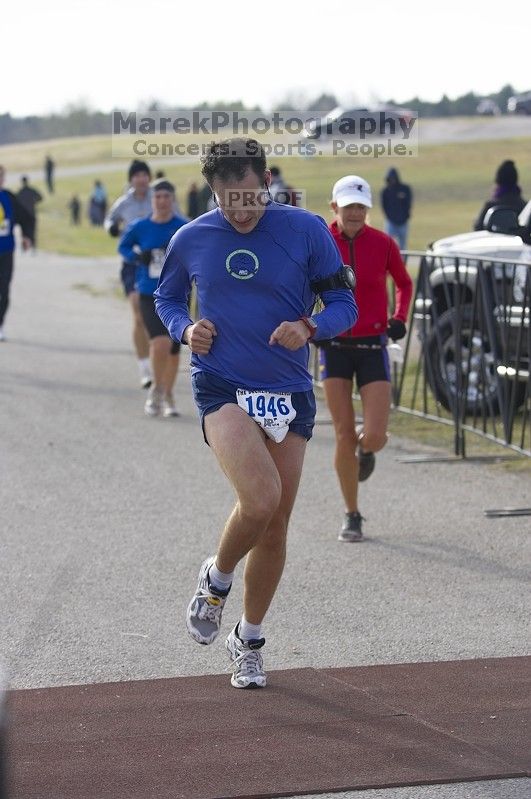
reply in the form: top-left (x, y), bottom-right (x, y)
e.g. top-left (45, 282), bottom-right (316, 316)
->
top-left (269, 165), bottom-right (299, 206)
top-left (44, 155), bottom-right (55, 194)
top-left (195, 182), bottom-right (212, 216)
top-left (268, 166), bottom-right (291, 204)
top-left (380, 167), bottom-right (412, 251)
top-left (105, 160), bottom-right (154, 389)
top-left (186, 182), bottom-right (200, 219)
top-left (473, 160), bottom-right (527, 230)
top-left (89, 180), bottom-right (107, 226)
top-left (155, 137), bottom-right (357, 689)
top-left (16, 176), bottom-right (42, 248)
top-left (68, 195), bottom-right (81, 225)
top-left (119, 179), bottom-right (188, 418)
top-left (318, 175), bottom-right (413, 542)
top-left (0, 166), bottom-right (34, 341)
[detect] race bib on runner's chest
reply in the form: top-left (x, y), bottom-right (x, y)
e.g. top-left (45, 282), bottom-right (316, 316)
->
top-left (236, 389), bottom-right (296, 443)
top-left (148, 248), bottom-right (166, 279)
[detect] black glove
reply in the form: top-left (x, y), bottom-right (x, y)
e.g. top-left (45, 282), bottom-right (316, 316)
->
top-left (139, 250), bottom-right (152, 266)
top-left (108, 222), bottom-right (120, 237)
top-left (387, 318), bottom-right (407, 341)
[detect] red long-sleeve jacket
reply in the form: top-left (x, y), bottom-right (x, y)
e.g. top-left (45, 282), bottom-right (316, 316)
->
top-left (329, 220), bottom-right (413, 338)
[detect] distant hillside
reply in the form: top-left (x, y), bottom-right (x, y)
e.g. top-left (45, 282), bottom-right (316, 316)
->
top-left (0, 85), bottom-right (524, 145)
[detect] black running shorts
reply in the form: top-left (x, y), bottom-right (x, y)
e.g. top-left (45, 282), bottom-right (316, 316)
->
top-left (318, 336), bottom-right (390, 390)
top-left (139, 293), bottom-right (180, 353)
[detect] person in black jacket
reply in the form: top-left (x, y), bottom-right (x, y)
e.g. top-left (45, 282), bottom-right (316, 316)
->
top-left (473, 160), bottom-right (527, 230)
top-left (380, 167), bottom-right (412, 250)
top-left (186, 181), bottom-right (200, 219)
top-left (0, 166), bottom-right (34, 340)
top-left (44, 155), bottom-right (55, 194)
top-left (17, 176), bottom-right (43, 247)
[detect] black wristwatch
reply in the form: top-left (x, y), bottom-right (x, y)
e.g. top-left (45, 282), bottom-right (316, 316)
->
top-left (310, 265), bottom-right (356, 294)
top-left (300, 316), bottom-right (318, 339)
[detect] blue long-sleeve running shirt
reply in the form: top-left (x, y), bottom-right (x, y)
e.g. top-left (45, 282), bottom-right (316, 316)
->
top-left (155, 202), bottom-right (358, 391)
top-left (119, 215), bottom-right (188, 295)
top-left (0, 190), bottom-right (34, 253)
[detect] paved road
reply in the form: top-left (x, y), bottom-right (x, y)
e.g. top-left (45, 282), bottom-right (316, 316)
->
top-left (295, 781), bottom-right (529, 799)
top-left (1, 252), bottom-right (529, 799)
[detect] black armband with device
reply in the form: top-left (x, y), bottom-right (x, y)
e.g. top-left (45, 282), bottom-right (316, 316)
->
top-left (310, 265), bottom-right (356, 294)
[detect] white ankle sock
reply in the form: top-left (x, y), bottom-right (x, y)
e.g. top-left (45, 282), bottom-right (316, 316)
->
top-left (238, 615), bottom-right (262, 641)
top-left (208, 560), bottom-right (233, 592)
top-left (138, 357), bottom-right (151, 373)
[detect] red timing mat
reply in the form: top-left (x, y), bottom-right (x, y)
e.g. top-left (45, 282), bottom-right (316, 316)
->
top-left (6, 657), bottom-right (530, 799)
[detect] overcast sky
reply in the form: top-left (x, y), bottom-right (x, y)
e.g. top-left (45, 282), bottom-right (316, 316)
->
top-left (4, 0), bottom-right (529, 117)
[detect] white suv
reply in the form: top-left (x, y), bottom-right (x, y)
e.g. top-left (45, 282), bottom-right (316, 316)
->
top-left (429, 201), bottom-right (531, 263)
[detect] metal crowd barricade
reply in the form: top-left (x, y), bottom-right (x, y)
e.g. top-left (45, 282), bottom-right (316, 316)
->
top-left (311, 251), bottom-right (530, 458)
top-left (396, 252), bottom-right (530, 457)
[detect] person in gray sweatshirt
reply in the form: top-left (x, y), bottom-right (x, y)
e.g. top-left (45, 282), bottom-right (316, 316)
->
top-left (105, 160), bottom-right (154, 388)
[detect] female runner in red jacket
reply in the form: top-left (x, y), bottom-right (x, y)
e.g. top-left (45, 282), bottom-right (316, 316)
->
top-left (320, 175), bottom-right (413, 542)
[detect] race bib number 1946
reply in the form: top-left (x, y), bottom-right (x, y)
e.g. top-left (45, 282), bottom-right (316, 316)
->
top-left (236, 389), bottom-right (296, 444)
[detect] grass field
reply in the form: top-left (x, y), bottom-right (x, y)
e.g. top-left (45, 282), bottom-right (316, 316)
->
top-left (2, 128), bottom-right (530, 464)
top-left (1, 129), bottom-right (531, 257)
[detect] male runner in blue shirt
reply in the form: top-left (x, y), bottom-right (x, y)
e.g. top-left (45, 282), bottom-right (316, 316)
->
top-left (119, 179), bottom-right (188, 418)
top-left (155, 138), bottom-right (358, 688)
top-left (0, 166), bottom-right (34, 341)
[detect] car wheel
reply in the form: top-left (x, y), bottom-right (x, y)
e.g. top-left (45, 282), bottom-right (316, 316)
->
top-left (425, 306), bottom-right (525, 415)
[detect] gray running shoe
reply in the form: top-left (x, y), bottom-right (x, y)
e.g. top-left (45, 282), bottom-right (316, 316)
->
top-left (338, 511), bottom-right (364, 542)
top-left (162, 394), bottom-right (179, 418)
top-left (144, 386), bottom-right (164, 417)
top-left (226, 624), bottom-right (266, 689)
top-left (358, 449), bottom-right (376, 482)
top-left (186, 557), bottom-right (230, 645)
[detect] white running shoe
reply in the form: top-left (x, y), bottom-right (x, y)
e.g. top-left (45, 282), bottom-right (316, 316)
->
top-left (226, 624), bottom-right (266, 689)
top-left (162, 394), bottom-right (179, 418)
top-left (144, 386), bottom-right (164, 417)
top-left (139, 361), bottom-right (152, 389)
top-left (186, 557), bottom-right (231, 645)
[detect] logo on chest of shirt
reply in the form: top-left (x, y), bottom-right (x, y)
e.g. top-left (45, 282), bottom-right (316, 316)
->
top-left (225, 249), bottom-right (259, 280)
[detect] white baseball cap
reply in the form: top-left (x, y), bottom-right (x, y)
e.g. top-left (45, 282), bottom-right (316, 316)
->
top-left (332, 175), bottom-right (372, 208)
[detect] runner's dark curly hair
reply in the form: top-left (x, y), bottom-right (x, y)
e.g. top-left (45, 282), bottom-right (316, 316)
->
top-left (200, 138), bottom-right (267, 185)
